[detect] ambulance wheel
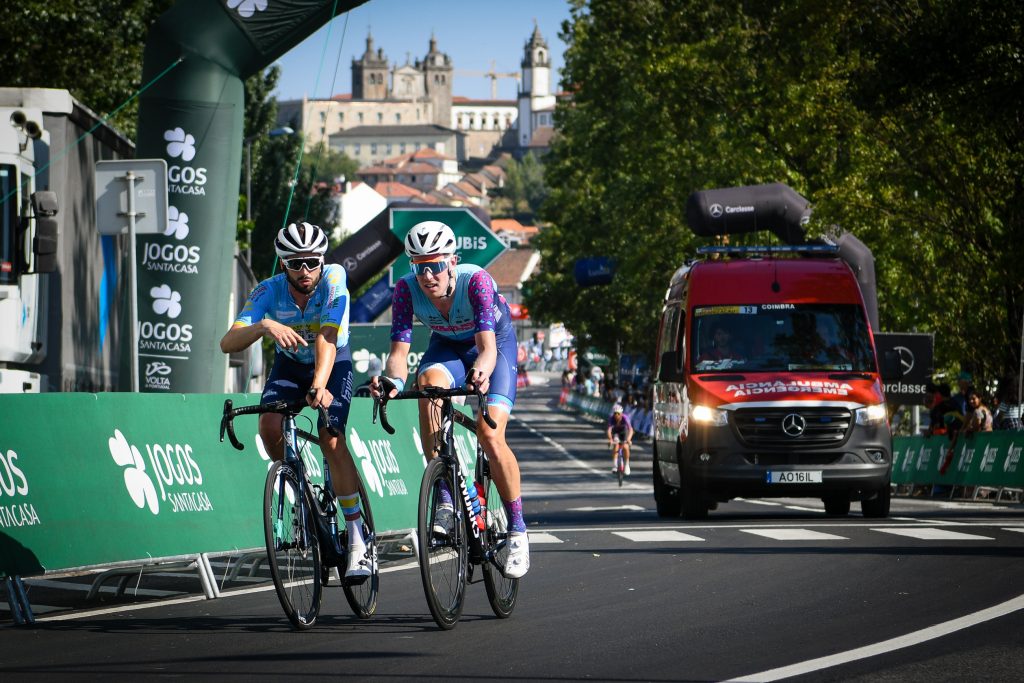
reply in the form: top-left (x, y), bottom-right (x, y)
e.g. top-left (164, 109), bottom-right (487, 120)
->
top-left (861, 485), bottom-right (891, 518)
top-left (822, 494), bottom-right (850, 516)
top-left (653, 458), bottom-right (681, 518)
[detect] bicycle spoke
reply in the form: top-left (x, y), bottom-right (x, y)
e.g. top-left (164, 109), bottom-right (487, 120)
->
top-left (264, 462), bottom-right (322, 629)
top-left (482, 474), bottom-right (519, 618)
top-left (418, 458), bottom-right (467, 629)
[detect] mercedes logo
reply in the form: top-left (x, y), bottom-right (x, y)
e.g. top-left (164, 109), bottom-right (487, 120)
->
top-left (781, 413), bottom-right (806, 437)
top-left (343, 257), bottom-right (358, 271)
top-left (709, 203), bottom-right (724, 218)
top-left (893, 345), bottom-right (914, 376)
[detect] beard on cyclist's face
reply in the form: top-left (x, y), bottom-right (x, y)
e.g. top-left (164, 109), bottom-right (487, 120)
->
top-left (282, 252), bottom-right (323, 295)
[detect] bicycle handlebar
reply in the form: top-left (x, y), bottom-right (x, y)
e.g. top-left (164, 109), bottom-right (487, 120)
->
top-left (372, 379), bottom-right (497, 435)
top-left (219, 393), bottom-right (338, 451)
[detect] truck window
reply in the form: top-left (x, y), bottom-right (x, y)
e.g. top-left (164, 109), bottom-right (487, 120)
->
top-left (1, 164), bottom-right (17, 284)
top-left (691, 304), bottom-right (874, 373)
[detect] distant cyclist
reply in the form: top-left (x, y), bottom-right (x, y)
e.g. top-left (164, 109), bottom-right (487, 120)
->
top-left (219, 221), bottom-right (370, 580)
top-left (370, 220), bottom-right (530, 578)
top-left (607, 403), bottom-right (634, 475)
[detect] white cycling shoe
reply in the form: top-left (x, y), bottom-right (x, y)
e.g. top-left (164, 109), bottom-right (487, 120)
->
top-left (503, 531), bottom-right (530, 578)
top-left (345, 543), bottom-right (372, 580)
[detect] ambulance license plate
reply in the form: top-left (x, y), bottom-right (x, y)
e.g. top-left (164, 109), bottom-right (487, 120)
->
top-left (766, 470), bottom-right (822, 484)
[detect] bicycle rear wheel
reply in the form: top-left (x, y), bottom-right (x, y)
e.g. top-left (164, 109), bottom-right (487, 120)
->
top-left (481, 474), bottom-right (519, 618)
top-left (342, 481), bottom-right (379, 619)
top-left (417, 457), bottom-right (467, 630)
top-left (264, 461), bottom-right (323, 629)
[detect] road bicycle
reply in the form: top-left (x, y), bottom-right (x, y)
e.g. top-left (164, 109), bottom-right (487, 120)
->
top-left (373, 380), bottom-right (518, 630)
top-left (220, 394), bottom-right (378, 629)
top-left (613, 437), bottom-right (626, 487)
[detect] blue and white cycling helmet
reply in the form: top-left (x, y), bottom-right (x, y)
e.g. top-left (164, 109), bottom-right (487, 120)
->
top-left (404, 220), bottom-right (456, 258)
top-left (275, 221), bottom-right (328, 258)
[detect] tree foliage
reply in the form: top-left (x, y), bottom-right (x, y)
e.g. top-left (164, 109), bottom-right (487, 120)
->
top-left (533, 0), bottom-right (1024, 388)
top-left (0, 1), bottom-right (175, 138)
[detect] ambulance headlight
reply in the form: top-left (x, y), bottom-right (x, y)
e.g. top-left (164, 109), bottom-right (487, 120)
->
top-left (691, 404), bottom-right (729, 427)
top-left (855, 403), bottom-right (888, 426)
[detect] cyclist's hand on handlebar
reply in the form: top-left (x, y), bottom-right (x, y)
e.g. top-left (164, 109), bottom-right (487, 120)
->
top-left (307, 385), bottom-right (333, 409)
top-left (263, 319), bottom-right (308, 352)
top-left (370, 375), bottom-right (401, 400)
top-left (466, 367), bottom-right (490, 394)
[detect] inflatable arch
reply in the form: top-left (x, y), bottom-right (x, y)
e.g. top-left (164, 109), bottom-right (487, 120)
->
top-left (134, 0), bottom-right (368, 392)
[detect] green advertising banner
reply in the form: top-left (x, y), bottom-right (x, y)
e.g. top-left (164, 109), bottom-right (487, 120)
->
top-left (0, 393), bottom-right (477, 578)
top-left (892, 433), bottom-right (1024, 487)
top-left (349, 323), bottom-right (430, 390)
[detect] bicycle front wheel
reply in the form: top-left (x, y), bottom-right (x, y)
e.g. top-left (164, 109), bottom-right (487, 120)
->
top-left (264, 461), bottom-right (323, 629)
top-left (481, 475), bottom-right (519, 618)
top-left (417, 457), bottom-right (467, 630)
top-left (617, 450), bottom-right (624, 487)
top-left (342, 481), bottom-right (379, 619)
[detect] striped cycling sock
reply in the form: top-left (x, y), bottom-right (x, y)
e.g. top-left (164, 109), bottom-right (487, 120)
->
top-left (503, 497), bottom-right (526, 533)
top-left (339, 493), bottom-right (364, 547)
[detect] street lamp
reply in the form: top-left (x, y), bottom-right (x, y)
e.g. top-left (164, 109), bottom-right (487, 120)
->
top-left (244, 126), bottom-right (294, 266)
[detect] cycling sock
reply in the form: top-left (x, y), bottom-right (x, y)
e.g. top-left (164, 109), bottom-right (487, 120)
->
top-left (438, 479), bottom-right (454, 507)
top-left (339, 493), bottom-right (365, 547)
top-left (503, 497), bottom-right (526, 533)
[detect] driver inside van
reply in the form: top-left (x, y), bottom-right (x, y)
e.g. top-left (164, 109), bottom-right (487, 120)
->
top-left (697, 322), bottom-right (746, 365)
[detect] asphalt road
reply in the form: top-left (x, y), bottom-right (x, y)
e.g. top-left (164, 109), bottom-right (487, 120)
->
top-left (3, 377), bottom-right (1023, 681)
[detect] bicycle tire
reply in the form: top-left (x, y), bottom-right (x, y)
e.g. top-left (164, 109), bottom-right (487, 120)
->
top-left (342, 481), bottom-right (379, 619)
top-left (481, 475), bottom-right (519, 618)
top-left (617, 448), bottom-right (624, 487)
top-left (417, 457), bottom-right (467, 630)
top-left (264, 461), bottom-right (323, 629)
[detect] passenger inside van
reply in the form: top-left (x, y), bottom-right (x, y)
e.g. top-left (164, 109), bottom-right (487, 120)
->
top-left (697, 322), bottom-right (746, 365)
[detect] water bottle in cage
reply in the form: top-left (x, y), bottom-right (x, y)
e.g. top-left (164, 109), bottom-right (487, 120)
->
top-left (467, 480), bottom-right (486, 531)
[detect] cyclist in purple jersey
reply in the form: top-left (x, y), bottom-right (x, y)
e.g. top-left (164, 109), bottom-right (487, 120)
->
top-left (371, 220), bottom-right (529, 578)
top-left (607, 403), bottom-right (634, 476)
top-left (220, 222), bottom-right (370, 579)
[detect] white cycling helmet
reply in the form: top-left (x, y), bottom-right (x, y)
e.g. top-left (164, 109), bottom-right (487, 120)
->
top-left (404, 220), bottom-right (456, 258)
top-left (275, 221), bottom-right (328, 258)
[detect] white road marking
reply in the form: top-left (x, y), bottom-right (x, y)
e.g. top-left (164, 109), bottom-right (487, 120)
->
top-left (512, 418), bottom-right (607, 476)
top-left (727, 592), bottom-right (1024, 682)
top-left (735, 498), bottom-right (783, 507)
top-left (614, 530), bottom-right (705, 542)
top-left (741, 528), bottom-right (848, 541)
top-left (568, 504), bottom-right (646, 512)
top-left (1004, 527), bottom-right (1024, 534)
top-left (528, 532), bottom-right (564, 544)
top-left (873, 528), bottom-right (994, 541)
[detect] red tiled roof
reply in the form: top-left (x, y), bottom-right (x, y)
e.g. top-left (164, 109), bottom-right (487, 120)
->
top-left (453, 181), bottom-right (482, 197)
top-left (331, 93), bottom-right (353, 100)
top-left (488, 249), bottom-right (539, 289)
top-left (400, 162), bottom-right (440, 174)
top-left (492, 218), bottom-right (525, 232)
top-left (412, 147), bottom-right (449, 160)
top-left (375, 181), bottom-right (424, 198)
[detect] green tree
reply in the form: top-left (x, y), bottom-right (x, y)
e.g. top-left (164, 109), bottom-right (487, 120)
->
top-left (498, 154), bottom-right (549, 220)
top-left (0, 1), bottom-right (175, 138)
top-left (533, 0), bottom-right (1023, 388)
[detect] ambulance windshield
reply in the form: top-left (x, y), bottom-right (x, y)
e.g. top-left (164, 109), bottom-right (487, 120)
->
top-left (691, 304), bottom-right (875, 373)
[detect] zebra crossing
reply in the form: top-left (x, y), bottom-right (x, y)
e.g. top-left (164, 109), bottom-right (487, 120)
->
top-left (530, 524), bottom-right (1024, 544)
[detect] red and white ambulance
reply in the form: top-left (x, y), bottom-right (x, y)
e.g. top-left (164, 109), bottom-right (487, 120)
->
top-left (652, 185), bottom-right (897, 519)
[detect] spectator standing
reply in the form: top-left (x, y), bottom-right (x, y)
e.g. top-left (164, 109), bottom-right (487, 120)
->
top-left (963, 390), bottom-right (994, 436)
top-left (993, 377), bottom-right (1023, 431)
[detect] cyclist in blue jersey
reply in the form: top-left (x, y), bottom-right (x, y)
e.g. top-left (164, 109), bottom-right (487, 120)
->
top-left (370, 220), bottom-right (530, 578)
top-left (607, 403), bottom-right (634, 476)
top-left (220, 222), bottom-right (370, 580)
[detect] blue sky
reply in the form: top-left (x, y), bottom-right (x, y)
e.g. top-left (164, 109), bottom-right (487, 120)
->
top-left (272, 0), bottom-right (572, 102)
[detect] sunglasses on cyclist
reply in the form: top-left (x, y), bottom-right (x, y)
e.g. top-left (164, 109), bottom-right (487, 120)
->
top-left (411, 259), bottom-right (450, 277)
top-left (282, 256), bottom-right (323, 271)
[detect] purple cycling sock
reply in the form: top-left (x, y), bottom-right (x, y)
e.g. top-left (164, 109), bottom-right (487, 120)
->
top-left (503, 497), bottom-right (526, 532)
top-left (438, 479), bottom-right (454, 506)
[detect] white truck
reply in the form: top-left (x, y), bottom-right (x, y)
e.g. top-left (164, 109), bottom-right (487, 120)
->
top-left (0, 88), bottom-right (134, 392)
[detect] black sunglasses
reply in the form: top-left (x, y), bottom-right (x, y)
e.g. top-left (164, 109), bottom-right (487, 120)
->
top-left (283, 257), bottom-right (323, 271)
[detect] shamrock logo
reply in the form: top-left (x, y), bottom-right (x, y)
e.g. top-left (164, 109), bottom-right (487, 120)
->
top-left (347, 428), bottom-right (384, 498)
top-left (163, 127), bottom-right (196, 161)
top-left (227, 0), bottom-right (268, 19)
top-left (150, 284), bottom-right (183, 319)
top-left (164, 206), bottom-right (190, 239)
top-left (109, 429), bottom-right (160, 514)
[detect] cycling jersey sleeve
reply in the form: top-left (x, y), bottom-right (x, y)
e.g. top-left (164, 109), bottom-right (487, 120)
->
top-left (233, 281), bottom-right (272, 327)
top-left (319, 265), bottom-right (348, 334)
top-left (390, 277), bottom-right (415, 343)
top-left (467, 269), bottom-right (498, 333)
